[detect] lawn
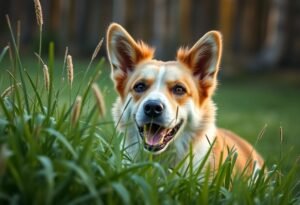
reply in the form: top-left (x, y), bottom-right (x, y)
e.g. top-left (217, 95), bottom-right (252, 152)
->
top-left (215, 72), bottom-right (300, 170)
top-left (0, 31), bottom-right (300, 204)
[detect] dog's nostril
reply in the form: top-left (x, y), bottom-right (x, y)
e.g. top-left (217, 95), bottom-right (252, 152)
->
top-left (144, 101), bottom-right (164, 117)
top-left (144, 104), bottom-right (151, 113)
top-left (154, 104), bottom-right (163, 113)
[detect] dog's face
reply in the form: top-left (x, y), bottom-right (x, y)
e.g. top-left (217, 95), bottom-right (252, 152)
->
top-left (107, 23), bottom-right (222, 155)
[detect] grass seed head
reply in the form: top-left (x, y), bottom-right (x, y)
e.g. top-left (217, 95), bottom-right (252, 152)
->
top-left (92, 83), bottom-right (106, 116)
top-left (71, 96), bottom-right (82, 125)
top-left (1, 83), bottom-right (21, 98)
top-left (33, 0), bottom-right (43, 28)
top-left (67, 55), bottom-right (74, 87)
top-left (91, 38), bottom-right (103, 61)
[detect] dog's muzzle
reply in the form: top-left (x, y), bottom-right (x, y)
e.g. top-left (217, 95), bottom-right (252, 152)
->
top-left (134, 99), bottom-right (183, 153)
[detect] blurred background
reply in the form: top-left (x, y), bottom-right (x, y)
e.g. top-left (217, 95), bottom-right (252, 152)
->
top-left (0, 0), bottom-right (299, 72)
top-left (0, 0), bottom-right (299, 167)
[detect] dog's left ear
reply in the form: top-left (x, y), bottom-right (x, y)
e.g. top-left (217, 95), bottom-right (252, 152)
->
top-left (177, 31), bottom-right (222, 97)
top-left (107, 23), bottom-right (154, 97)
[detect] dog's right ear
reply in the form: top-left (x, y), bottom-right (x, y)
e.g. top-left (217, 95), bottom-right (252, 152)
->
top-left (106, 23), bottom-right (154, 97)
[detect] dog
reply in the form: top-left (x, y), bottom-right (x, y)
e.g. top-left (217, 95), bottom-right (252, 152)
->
top-left (106, 23), bottom-right (264, 175)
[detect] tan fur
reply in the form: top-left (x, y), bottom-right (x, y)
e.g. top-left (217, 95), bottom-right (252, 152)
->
top-left (211, 129), bottom-right (264, 175)
top-left (106, 23), bottom-right (264, 175)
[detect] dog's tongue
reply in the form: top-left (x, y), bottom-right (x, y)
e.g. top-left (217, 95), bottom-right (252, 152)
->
top-left (145, 133), bottom-right (164, 146)
top-left (144, 124), bottom-right (166, 146)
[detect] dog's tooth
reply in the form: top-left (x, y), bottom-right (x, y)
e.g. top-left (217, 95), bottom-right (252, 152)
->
top-left (159, 136), bottom-right (164, 144)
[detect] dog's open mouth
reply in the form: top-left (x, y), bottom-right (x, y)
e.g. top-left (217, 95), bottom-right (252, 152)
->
top-left (137, 120), bottom-right (183, 152)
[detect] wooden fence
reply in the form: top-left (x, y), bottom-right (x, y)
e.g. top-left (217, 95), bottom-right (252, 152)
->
top-left (0, 0), bottom-right (299, 69)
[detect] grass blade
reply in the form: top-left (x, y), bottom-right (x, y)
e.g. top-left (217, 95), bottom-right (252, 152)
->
top-left (45, 128), bottom-right (77, 159)
top-left (0, 45), bottom-right (9, 63)
top-left (24, 70), bottom-right (45, 114)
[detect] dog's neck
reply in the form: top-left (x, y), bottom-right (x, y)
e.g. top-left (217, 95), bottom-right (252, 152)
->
top-left (173, 99), bottom-right (217, 167)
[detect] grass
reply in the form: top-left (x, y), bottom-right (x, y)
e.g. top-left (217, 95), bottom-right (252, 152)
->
top-left (215, 73), bottom-right (300, 170)
top-left (0, 7), bottom-right (299, 204)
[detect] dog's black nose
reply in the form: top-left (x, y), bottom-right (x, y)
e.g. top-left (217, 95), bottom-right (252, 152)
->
top-left (144, 100), bottom-right (164, 118)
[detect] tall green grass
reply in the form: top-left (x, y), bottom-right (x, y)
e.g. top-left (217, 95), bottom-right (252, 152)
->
top-left (0, 8), bottom-right (299, 205)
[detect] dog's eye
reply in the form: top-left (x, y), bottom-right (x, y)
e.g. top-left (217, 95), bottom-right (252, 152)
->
top-left (133, 82), bottom-right (147, 93)
top-left (172, 85), bottom-right (186, 95)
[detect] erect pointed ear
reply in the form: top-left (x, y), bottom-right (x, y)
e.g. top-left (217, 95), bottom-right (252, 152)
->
top-left (106, 23), bottom-right (154, 97)
top-left (177, 31), bottom-right (222, 98)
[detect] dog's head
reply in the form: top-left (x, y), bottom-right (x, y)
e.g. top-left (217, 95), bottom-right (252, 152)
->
top-left (107, 23), bottom-right (222, 155)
